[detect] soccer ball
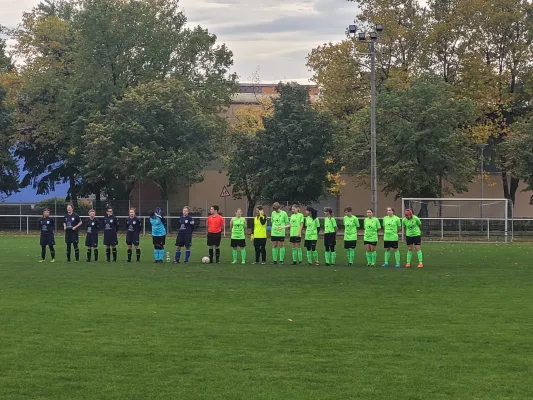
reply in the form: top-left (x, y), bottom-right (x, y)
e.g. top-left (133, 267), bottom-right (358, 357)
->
top-left (202, 256), bottom-right (210, 264)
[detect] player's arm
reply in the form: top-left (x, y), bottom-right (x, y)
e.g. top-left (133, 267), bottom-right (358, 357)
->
top-left (315, 218), bottom-right (321, 234)
top-left (333, 218), bottom-right (338, 233)
top-left (190, 217), bottom-right (195, 233)
top-left (298, 219), bottom-right (303, 236)
top-left (63, 218), bottom-right (67, 231)
top-left (415, 215), bottom-right (422, 227)
top-left (284, 213), bottom-right (290, 228)
top-left (73, 216), bottom-right (82, 231)
top-left (51, 218), bottom-right (55, 231)
top-left (115, 218), bottom-right (120, 231)
top-left (230, 218), bottom-right (234, 230)
top-left (95, 218), bottom-right (100, 229)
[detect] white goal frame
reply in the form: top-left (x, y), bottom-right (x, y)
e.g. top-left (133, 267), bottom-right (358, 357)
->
top-left (401, 198), bottom-right (510, 243)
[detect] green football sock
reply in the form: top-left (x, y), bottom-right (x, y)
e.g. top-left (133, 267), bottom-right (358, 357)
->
top-left (331, 252), bottom-right (336, 265)
top-left (279, 247), bottom-right (286, 262)
top-left (350, 248), bottom-right (355, 264)
top-left (395, 251), bottom-right (400, 265)
top-left (325, 252), bottom-right (330, 264)
top-left (241, 249), bottom-right (246, 263)
top-left (306, 251), bottom-right (312, 263)
top-left (347, 250), bottom-right (352, 264)
top-left (297, 248), bottom-right (303, 262)
top-left (292, 248), bottom-right (297, 262)
top-left (384, 251), bottom-right (390, 264)
top-left (365, 252), bottom-right (371, 264)
top-left (272, 248), bottom-right (278, 262)
top-left (232, 249), bottom-right (237, 263)
top-left (313, 251), bottom-right (319, 263)
top-left (371, 251), bottom-right (377, 265)
top-left (407, 251), bottom-right (412, 264)
top-left (417, 250), bottom-right (423, 263)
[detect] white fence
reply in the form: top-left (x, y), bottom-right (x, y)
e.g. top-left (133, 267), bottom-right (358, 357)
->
top-left (0, 215), bottom-right (524, 242)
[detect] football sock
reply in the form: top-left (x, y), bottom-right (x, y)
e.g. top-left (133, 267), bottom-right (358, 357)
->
top-left (50, 246), bottom-right (55, 260)
top-left (153, 249), bottom-right (158, 261)
top-left (297, 248), bottom-right (303, 262)
top-left (175, 250), bottom-right (181, 262)
top-left (325, 252), bottom-right (330, 264)
top-left (279, 248), bottom-right (285, 262)
top-left (417, 250), bottom-right (423, 263)
top-left (395, 251), bottom-right (400, 265)
top-left (384, 251), bottom-right (390, 264)
top-left (215, 248), bottom-right (220, 262)
top-left (232, 249), bottom-right (237, 263)
top-left (365, 252), bottom-right (371, 264)
top-left (136, 248), bottom-right (141, 261)
top-left (66, 243), bottom-right (71, 260)
top-left (185, 249), bottom-right (191, 262)
top-left (371, 251), bottom-right (377, 264)
top-left (209, 248), bottom-right (214, 262)
top-left (306, 250), bottom-right (312, 263)
top-left (331, 252), bottom-right (336, 265)
top-left (312, 251), bottom-right (319, 263)
top-left (112, 248), bottom-right (117, 262)
top-left (272, 248), bottom-right (278, 262)
top-left (240, 249), bottom-right (246, 263)
top-left (106, 248), bottom-right (111, 262)
top-left (127, 249), bottom-right (132, 262)
top-left (74, 244), bottom-right (79, 261)
top-left (292, 248), bottom-right (297, 262)
top-left (87, 249), bottom-right (92, 261)
top-left (407, 251), bottom-right (412, 264)
top-left (41, 245), bottom-right (46, 260)
top-left (94, 249), bottom-right (99, 261)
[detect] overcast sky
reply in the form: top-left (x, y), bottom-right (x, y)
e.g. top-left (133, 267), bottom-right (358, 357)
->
top-left (0, 0), bottom-right (356, 83)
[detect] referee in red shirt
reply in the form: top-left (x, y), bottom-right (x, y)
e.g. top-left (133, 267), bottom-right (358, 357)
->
top-left (207, 205), bottom-right (225, 263)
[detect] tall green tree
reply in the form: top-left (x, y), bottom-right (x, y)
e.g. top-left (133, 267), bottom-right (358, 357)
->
top-left (346, 78), bottom-right (476, 215)
top-left (257, 83), bottom-right (340, 204)
top-left (84, 79), bottom-right (224, 199)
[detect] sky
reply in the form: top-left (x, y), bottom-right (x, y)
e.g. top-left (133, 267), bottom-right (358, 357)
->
top-left (0, 0), bottom-right (356, 84)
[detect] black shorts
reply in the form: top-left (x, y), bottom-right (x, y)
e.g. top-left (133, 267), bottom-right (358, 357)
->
top-left (324, 233), bottom-right (336, 248)
top-left (85, 234), bottom-right (99, 248)
top-left (364, 241), bottom-right (378, 246)
top-left (65, 230), bottom-right (79, 244)
top-left (126, 232), bottom-right (140, 246)
top-left (384, 241), bottom-right (399, 249)
top-left (207, 232), bottom-right (222, 247)
top-left (271, 236), bottom-right (285, 242)
top-left (103, 232), bottom-right (118, 246)
top-left (40, 235), bottom-right (55, 246)
top-left (289, 236), bottom-right (302, 243)
top-left (176, 233), bottom-right (192, 248)
top-left (152, 235), bottom-right (166, 246)
top-left (231, 239), bottom-right (246, 248)
top-left (304, 240), bottom-right (317, 249)
top-left (406, 236), bottom-right (422, 246)
top-left (344, 240), bottom-right (357, 249)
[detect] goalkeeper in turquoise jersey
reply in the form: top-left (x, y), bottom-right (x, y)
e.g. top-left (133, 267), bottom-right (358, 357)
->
top-left (382, 207), bottom-right (402, 268)
top-left (343, 207), bottom-right (359, 266)
top-left (403, 209), bottom-right (423, 268)
top-left (363, 209), bottom-right (381, 266)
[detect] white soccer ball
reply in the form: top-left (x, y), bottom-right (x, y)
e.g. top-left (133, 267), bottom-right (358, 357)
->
top-left (202, 256), bottom-right (210, 264)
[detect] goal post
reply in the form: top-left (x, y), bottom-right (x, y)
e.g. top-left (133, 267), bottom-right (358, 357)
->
top-left (401, 198), bottom-right (510, 243)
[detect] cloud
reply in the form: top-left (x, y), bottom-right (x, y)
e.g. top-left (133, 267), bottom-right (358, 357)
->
top-left (0, 0), bottom-right (357, 83)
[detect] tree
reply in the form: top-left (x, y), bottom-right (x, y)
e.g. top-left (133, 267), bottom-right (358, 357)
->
top-left (503, 120), bottom-right (533, 204)
top-left (257, 83), bottom-right (341, 203)
top-left (346, 78), bottom-right (476, 215)
top-left (225, 97), bottom-right (273, 218)
top-left (83, 79), bottom-right (224, 199)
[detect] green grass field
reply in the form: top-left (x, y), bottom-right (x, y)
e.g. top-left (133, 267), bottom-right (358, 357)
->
top-left (1, 236), bottom-right (533, 400)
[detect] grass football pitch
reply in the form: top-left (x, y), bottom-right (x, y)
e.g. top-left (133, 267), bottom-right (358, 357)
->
top-left (1, 236), bottom-right (532, 400)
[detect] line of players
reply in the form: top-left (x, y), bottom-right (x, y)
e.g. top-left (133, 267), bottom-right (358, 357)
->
top-left (37, 202), bottom-right (423, 267)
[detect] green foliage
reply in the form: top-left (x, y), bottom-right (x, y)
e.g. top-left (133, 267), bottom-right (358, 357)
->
top-left (34, 196), bottom-right (93, 215)
top-left (84, 79), bottom-right (223, 199)
top-left (257, 83), bottom-right (341, 203)
top-left (347, 78), bottom-right (476, 199)
top-left (0, 86), bottom-right (18, 199)
top-left (503, 120), bottom-right (533, 204)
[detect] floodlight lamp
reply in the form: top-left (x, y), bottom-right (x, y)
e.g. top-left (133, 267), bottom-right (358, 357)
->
top-left (369, 31), bottom-right (378, 40)
top-left (348, 25), bottom-right (357, 34)
top-left (376, 24), bottom-right (384, 32)
top-left (358, 32), bottom-right (367, 41)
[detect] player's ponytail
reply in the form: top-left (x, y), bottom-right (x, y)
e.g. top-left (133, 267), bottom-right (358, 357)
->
top-left (306, 206), bottom-right (318, 220)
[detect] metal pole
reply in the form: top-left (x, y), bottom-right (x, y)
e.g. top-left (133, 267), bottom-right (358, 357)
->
top-left (480, 145), bottom-right (484, 231)
top-left (370, 41), bottom-right (377, 213)
top-left (19, 202), bottom-right (22, 232)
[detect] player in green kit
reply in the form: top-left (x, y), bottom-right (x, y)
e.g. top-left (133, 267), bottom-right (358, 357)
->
top-left (403, 209), bottom-right (423, 268)
top-left (343, 207), bottom-right (360, 266)
top-left (270, 202), bottom-right (290, 264)
top-left (323, 207), bottom-right (337, 266)
top-left (382, 207), bottom-right (402, 268)
top-left (289, 204), bottom-right (304, 265)
top-left (304, 207), bottom-right (320, 265)
top-left (363, 209), bottom-right (381, 266)
top-left (230, 208), bottom-right (247, 264)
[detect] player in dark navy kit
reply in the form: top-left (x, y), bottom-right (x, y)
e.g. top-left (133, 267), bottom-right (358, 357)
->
top-left (174, 206), bottom-right (195, 263)
top-left (39, 208), bottom-right (56, 263)
top-left (103, 206), bottom-right (119, 262)
top-left (63, 204), bottom-right (82, 262)
top-left (85, 209), bottom-right (100, 262)
top-left (125, 208), bottom-right (142, 263)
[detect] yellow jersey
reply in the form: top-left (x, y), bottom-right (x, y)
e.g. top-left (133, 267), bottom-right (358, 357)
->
top-left (253, 215), bottom-right (267, 239)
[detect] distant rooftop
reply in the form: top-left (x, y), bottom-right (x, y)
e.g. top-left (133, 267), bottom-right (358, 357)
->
top-left (233, 83), bottom-right (319, 104)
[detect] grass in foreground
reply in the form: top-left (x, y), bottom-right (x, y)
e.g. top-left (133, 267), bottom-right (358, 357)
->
top-left (0, 237), bottom-right (532, 400)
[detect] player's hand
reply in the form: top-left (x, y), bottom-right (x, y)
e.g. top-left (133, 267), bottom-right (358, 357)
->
top-left (251, 234), bottom-right (254, 240)
top-left (72, 226), bottom-right (77, 231)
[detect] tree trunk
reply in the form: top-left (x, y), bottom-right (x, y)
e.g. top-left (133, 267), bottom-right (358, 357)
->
top-left (247, 197), bottom-right (256, 230)
top-left (501, 169), bottom-right (519, 206)
top-left (95, 189), bottom-right (102, 214)
top-left (69, 175), bottom-right (79, 209)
